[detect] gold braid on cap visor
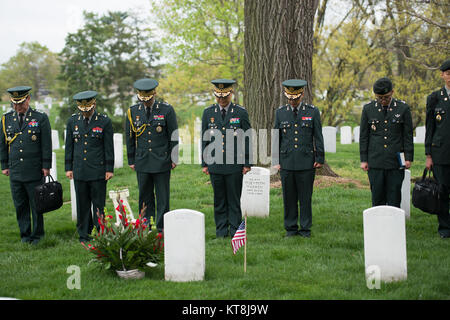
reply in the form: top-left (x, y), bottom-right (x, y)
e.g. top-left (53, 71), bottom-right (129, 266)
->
top-left (10, 93), bottom-right (30, 104)
top-left (76, 99), bottom-right (96, 112)
top-left (283, 87), bottom-right (304, 100)
top-left (213, 87), bottom-right (233, 98)
top-left (137, 89), bottom-right (155, 102)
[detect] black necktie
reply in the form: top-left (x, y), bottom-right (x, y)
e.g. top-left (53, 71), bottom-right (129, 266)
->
top-left (19, 113), bottom-right (24, 127)
top-left (383, 105), bottom-right (388, 116)
top-left (84, 117), bottom-right (89, 128)
top-left (147, 106), bottom-right (151, 120)
top-left (221, 108), bottom-right (226, 120)
top-left (293, 107), bottom-right (298, 118)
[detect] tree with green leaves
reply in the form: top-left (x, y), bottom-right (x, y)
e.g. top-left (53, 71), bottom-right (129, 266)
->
top-left (0, 42), bottom-right (60, 101)
top-left (151, 0), bottom-right (244, 120)
top-left (58, 11), bottom-right (160, 132)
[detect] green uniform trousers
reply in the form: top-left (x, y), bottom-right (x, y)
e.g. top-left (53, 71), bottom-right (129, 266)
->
top-left (74, 179), bottom-right (107, 242)
top-left (137, 170), bottom-right (171, 232)
top-left (367, 168), bottom-right (405, 208)
top-left (209, 171), bottom-right (243, 238)
top-left (280, 169), bottom-right (315, 236)
top-left (433, 165), bottom-right (450, 237)
top-left (10, 179), bottom-right (44, 242)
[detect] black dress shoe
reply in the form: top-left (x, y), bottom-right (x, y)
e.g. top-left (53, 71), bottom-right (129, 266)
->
top-left (298, 230), bottom-right (311, 238)
top-left (440, 234), bottom-right (450, 239)
top-left (285, 231), bottom-right (299, 237)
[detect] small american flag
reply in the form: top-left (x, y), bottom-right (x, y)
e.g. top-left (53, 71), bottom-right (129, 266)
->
top-left (231, 220), bottom-right (246, 254)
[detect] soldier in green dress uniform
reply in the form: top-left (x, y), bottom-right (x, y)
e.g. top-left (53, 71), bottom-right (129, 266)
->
top-left (125, 78), bottom-right (178, 232)
top-left (0, 86), bottom-right (52, 244)
top-left (272, 79), bottom-right (324, 238)
top-left (425, 59), bottom-right (450, 239)
top-left (360, 77), bottom-right (414, 208)
top-left (201, 79), bottom-right (252, 238)
top-left (65, 91), bottom-right (114, 243)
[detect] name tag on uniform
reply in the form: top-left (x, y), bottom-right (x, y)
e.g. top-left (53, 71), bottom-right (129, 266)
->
top-left (230, 118), bottom-right (240, 124)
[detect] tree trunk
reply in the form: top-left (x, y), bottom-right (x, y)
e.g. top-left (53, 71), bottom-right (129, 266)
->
top-left (244, 0), bottom-right (339, 177)
top-left (244, 0), bottom-right (319, 132)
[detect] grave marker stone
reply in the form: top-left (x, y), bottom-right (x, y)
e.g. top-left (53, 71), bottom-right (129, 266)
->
top-left (340, 126), bottom-right (352, 144)
top-left (164, 209), bottom-right (205, 282)
top-left (240, 167), bottom-right (270, 217)
top-left (322, 126), bottom-right (336, 153)
top-left (353, 126), bottom-right (360, 143)
top-left (113, 133), bottom-right (123, 169)
top-left (363, 205), bottom-right (407, 282)
top-left (401, 169), bottom-right (411, 219)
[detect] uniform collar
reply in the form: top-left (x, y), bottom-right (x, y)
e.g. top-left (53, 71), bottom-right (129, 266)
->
top-left (219, 102), bottom-right (231, 112)
top-left (289, 101), bottom-right (303, 111)
top-left (14, 107), bottom-right (31, 117)
top-left (444, 85), bottom-right (450, 97)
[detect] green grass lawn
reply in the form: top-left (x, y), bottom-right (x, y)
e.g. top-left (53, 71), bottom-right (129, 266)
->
top-left (0, 143), bottom-right (448, 300)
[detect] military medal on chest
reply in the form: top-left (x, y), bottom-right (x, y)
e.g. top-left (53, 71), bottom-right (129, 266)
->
top-left (371, 124), bottom-right (376, 131)
top-left (436, 114), bottom-right (442, 122)
top-left (153, 114), bottom-right (165, 132)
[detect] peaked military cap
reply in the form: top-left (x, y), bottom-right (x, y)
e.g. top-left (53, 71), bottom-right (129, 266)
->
top-left (439, 59), bottom-right (450, 72)
top-left (134, 78), bottom-right (158, 102)
top-left (373, 77), bottom-right (393, 95)
top-left (211, 79), bottom-right (236, 98)
top-left (7, 86), bottom-right (32, 104)
top-left (282, 79), bottom-right (307, 100)
top-left (73, 90), bottom-right (98, 112)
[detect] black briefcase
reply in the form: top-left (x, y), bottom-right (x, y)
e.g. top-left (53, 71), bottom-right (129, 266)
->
top-left (412, 168), bottom-right (448, 215)
top-left (34, 175), bottom-right (63, 214)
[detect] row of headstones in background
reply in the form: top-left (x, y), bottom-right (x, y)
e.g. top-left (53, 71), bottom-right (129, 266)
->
top-left (323, 125), bottom-right (426, 153)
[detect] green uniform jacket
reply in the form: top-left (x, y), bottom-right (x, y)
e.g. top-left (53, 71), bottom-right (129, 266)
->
top-left (425, 87), bottom-right (450, 165)
top-left (201, 103), bottom-right (252, 174)
top-left (0, 107), bottom-right (52, 182)
top-left (125, 101), bottom-right (178, 173)
top-left (65, 111), bottom-right (114, 181)
top-left (360, 98), bottom-right (414, 169)
top-left (273, 103), bottom-right (325, 171)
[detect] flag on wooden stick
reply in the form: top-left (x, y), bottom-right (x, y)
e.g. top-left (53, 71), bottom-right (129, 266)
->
top-left (232, 220), bottom-right (246, 254)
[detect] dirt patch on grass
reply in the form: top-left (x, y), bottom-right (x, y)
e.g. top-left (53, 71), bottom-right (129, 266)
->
top-left (270, 175), bottom-right (369, 189)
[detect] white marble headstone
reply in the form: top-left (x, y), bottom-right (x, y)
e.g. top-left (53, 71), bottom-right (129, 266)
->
top-left (401, 169), bottom-right (411, 219)
top-left (240, 167), bottom-right (270, 217)
top-left (164, 209), bottom-right (205, 282)
top-left (51, 130), bottom-right (60, 150)
top-left (322, 126), bottom-right (336, 153)
top-left (113, 133), bottom-right (123, 169)
top-left (353, 126), bottom-right (360, 143)
top-left (50, 152), bottom-right (57, 180)
top-left (44, 96), bottom-right (52, 107)
top-left (363, 205), bottom-right (407, 282)
top-left (70, 179), bottom-right (77, 221)
top-left (340, 126), bottom-right (352, 144)
top-left (195, 117), bottom-right (202, 164)
top-left (414, 126), bottom-right (425, 144)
